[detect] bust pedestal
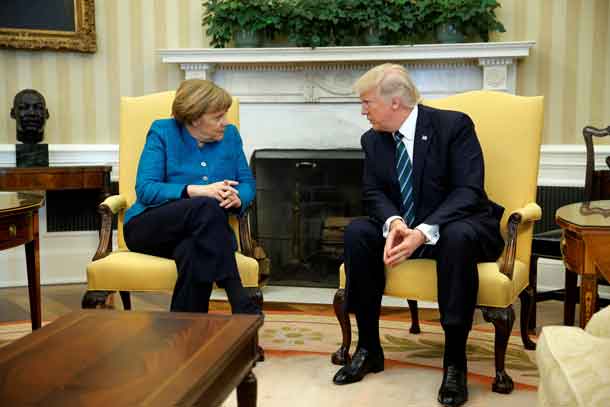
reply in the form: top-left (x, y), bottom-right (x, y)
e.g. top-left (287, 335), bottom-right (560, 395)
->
top-left (16, 144), bottom-right (49, 167)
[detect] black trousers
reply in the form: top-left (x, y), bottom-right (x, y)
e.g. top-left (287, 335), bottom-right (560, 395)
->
top-left (344, 215), bottom-right (503, 359)
top-left (124, 197), bottom-right (260, 315)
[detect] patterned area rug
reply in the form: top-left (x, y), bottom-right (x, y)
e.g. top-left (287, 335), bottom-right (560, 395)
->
top-left (259, 313), bottom-right (538, 388)
top-left (0, 311), bottom-right (538, 406)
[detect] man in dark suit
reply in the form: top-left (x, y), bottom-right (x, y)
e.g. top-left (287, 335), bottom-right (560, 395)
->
top-left (332, 64), bottom-right (505, 407)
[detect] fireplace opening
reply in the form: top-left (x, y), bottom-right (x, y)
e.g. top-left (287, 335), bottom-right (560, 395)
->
top-left (251, 149), bottom-right (364, 288)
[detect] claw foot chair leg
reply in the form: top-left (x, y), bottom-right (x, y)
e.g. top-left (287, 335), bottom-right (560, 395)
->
top-left (82, 290), bottom-right (115, 309)
top-left (518, 288), bottom-right (536, 350)
top-left (481, 306), bottom-right (515, 394)
top-left (407, 299), bottom-right (421, 334)
top-left (332, 288), bottom-right (351, 365)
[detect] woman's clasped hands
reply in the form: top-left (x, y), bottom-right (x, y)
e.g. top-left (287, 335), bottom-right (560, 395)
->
top-left (187, 180), bottom-right (242, 208)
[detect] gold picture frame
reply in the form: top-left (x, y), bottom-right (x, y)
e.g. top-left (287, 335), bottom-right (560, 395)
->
top-left (0, 0), bottom-right (96, 53)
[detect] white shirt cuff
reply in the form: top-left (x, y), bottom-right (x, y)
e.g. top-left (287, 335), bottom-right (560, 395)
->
top-left (382, 216), bottom-right (404, 238)
top-left (416, 223), bottom-right (440, 245)
top-left (383, 217), bottom-right (439, 245)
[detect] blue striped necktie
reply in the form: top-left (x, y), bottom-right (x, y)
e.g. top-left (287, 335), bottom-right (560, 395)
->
top-left (393, 132), bottom-right (415, 226)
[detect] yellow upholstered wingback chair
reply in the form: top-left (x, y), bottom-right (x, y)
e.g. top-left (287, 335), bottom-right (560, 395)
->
top-left (332, 91), bottom-right (544, 394)
top-left (82, 91), bottom-right (263, 310)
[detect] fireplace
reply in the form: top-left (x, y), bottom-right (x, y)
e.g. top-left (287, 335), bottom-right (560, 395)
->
top-left (158, 43), bottom-right (535, 288)
top-left (251, 149), bottom-right (363, 287)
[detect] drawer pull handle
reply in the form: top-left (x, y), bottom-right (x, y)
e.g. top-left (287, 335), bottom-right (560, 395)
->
top-left (8, 224), bottom-right (17, 238)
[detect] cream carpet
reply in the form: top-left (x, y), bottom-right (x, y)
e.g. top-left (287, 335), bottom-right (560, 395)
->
top-left (222, 353), bottom-right (537, 407)
top-left (221, 312), bottom-right (538, 406)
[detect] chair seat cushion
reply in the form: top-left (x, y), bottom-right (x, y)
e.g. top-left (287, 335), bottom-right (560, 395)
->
top-left (339, 258), bottom-right (529, 308)
top-left (86, 250), bottom-right (259, 291)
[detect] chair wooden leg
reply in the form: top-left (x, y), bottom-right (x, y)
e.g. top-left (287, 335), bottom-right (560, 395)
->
top-left (564, 269), bottom-right (578, 326)
top-left (249, 287), bottom-right (264, 310)
top-left (518, 288), bottom-right (536, 350)
top-left (81, 290), bottom-right (115, 309)
top-left (331, 288), bottom-right (351, 366)
top-left (119, 291), bottom-right (132, 310)
top-left (247, 287), bottom-right (265, 362)
top-left (481, 305), bottom-right (515, 394)
top-left (528, 255), bottom-right (539, 332)
top-left (407, 300), bottom-right (421, 334)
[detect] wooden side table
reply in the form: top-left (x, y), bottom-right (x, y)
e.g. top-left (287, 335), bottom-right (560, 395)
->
top-left (0, 310), bottom-right (263, 406)
top-left (556, 200), bottom-right (610, 328)
top-left (0, 192), bottom-right (45, 330)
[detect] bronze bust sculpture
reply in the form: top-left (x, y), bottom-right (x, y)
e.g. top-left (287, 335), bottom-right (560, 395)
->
top-left (10, 89), bottom-right (50, 167)
top-left (11, 89), bottom-right (49, 144)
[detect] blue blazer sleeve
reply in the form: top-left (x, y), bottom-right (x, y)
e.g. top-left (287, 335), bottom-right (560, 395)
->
top-left (134, 121), bottom-right (185, 206)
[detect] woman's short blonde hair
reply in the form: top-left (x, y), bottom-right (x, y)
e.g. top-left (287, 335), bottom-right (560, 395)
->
top-left (353, 63), bottom-right (421, 108)
top-left (172, 79), bottom-right (232, 125)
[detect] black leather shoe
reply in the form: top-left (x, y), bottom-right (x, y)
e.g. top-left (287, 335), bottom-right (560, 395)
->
top-left (438, 365), bottom-right (468, 406)
top-left (332, 348), bottom-right (384, 385)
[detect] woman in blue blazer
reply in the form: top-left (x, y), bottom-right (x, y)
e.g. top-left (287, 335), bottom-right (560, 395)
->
top-left (123, 79), bottom-right (260, 314)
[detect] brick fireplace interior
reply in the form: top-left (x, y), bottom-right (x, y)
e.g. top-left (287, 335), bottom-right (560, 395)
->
top-left (251, 149), bottom-right (363, 288)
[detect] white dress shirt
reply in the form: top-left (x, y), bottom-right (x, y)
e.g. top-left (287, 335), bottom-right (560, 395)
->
top-left (382, 105), bottom-right (440, 245)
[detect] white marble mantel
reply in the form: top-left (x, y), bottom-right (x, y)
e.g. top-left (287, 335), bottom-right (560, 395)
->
top-left (158, 41), bottom-right (534, 158)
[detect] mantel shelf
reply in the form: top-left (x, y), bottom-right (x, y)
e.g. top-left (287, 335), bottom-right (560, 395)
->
top-left (159, 41), bottom-right (535, 65)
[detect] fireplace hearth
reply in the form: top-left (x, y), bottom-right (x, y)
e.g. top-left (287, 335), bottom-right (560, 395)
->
top-left (251, 149), bottom-right (363, 288)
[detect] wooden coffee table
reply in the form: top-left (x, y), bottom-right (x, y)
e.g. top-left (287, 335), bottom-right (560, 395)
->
top-left (0, 310), bottom-right (263, 406)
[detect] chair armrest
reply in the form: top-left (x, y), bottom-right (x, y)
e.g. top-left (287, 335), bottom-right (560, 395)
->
top-left (509, 202), bottom-right (542, 223)
top-left (500, 202), bottom-right (541, 279)
top-left (237, 206), bottom-right (255, 257)
top-left (101, 194), bottom-right (128, 214)
top-left (237, 206), bottom-right (271, 284)
top-left (92, 194), bottom-right (128, 261)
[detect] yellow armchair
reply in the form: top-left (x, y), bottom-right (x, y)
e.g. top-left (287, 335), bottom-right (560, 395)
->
top-left (332, 91), bottom-right (544, 394)
top-left (82, 91), bottom-right (264, 310)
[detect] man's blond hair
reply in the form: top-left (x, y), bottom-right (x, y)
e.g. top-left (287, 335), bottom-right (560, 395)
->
top-left (172, 79), bottom-right (232, 125)
top-left (353, 63), bottom-right (421, 108)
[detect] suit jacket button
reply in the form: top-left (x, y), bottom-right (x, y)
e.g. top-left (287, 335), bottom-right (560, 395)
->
top-left (202, 176), bottom-right (208, 181)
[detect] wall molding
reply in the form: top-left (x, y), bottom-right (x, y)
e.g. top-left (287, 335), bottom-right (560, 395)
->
top-left (1, 143), bottom-right (607, 293)
top-left (2, 143), bottom-right (608, 187)
top-left (0, 144), bottom-right (119, 180)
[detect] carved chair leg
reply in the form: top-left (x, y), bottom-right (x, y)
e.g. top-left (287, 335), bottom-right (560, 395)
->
top-left (249, 287), bottom-right (264, 311)
top-left (119, 291), bottom-right (132, 310)
top-left (481, 306), bottom-right (515, 394)
top-left (247, 287), bottom-right (265, 362)
top-left (331, 288), bottom-right (351, 366)
top-left (528, 254), bottom-right (539, 332)
top-left (81, 290), bottom-right (115, 309)
top-left (518, 288), bottom-right (536, 350)
top-left (407, 299), bottom-right (421, 334)
top-left (564, 268), bottom-right (578, 326)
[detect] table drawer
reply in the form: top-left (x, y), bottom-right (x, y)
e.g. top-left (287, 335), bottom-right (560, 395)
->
top-left (0, 213), bottom-right (32, 248)
top-left (561, 230), bottom-right (583, 273)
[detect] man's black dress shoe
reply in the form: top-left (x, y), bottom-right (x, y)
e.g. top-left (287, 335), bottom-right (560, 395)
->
top-left (438, 365), bottom-right (468, 406)
top-left (332, 348), bottom-right (384, 385)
